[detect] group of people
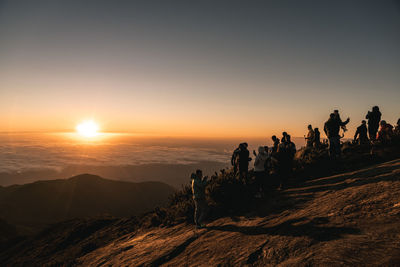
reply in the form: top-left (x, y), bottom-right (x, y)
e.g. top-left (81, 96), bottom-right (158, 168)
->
top-left (324, 106), bottom-right (399, 158)
top-left (190, 105), bottom-right (399, 228)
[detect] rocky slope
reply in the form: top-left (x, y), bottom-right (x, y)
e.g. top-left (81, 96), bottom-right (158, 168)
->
top-left (2, 159), bottom-right (400, 266)
top-left (0, 174), bottom-right (175, 233)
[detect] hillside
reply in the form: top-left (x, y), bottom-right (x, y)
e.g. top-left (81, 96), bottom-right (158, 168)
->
top-left (0, 174), bottom-right (175, 233)
top-left (2, 158), bottom-right (399, 266)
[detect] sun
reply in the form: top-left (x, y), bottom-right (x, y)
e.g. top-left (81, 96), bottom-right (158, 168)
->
top-left (76, 120), bottom-right (100, 137)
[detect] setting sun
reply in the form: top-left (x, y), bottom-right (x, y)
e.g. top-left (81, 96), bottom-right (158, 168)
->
top-left (76, 120), bottom-right (100, 137)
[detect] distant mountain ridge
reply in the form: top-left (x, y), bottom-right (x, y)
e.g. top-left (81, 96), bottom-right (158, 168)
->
top-left (0, 174), bottom-right (175, 232)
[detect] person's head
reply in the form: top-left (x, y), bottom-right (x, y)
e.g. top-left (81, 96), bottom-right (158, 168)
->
top-left (272, 135), bottom-right (277, 141)
top-left (286, 135), bottom-right (291, 141)
top-left (397, 118), bottom-right (400, 126)
top-left (282, 132), bottom-right (288, 137)
top-left (308, 124), bottom-right (312, 130)
top-left (362, 120), bottom-right (366, 125)
top-left (334, 109), bottom-right (339, 114)
top-left (314, 128), bottom-right (319, 133)
top-left (264, 146), bottom-right (269, 152)
top-left (196, 169), bottom-right (203, 179)
top-left (372, 106), bottom-right (379, 112)
top-left (243, 142), bottom-right (248, 148)
top-left (258, 146), bottom-right (265, 154)
top-left (330, 113), bottom-right (335, 119)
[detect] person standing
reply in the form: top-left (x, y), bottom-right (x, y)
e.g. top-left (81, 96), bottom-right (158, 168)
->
top-left (377, 120), bottom-right (393, 143)
top-left (281, 132), bottom-right (288, 143)
top-left (191, 169), bottom-right (208, 229)
top-left (253, 146), bottom-right (268, 197)
top-left (333, 109), bottom-right (350, 132)
top-left (366, 106), bottom-right (381, 141)
top-left (395, 118), bottom-right (400, 136)
top-left (314, 128), bottom-right (321, 148)
top-left (324, 113), bottom-right (341, 159)
top-left (231, 145), bottom-right (241, 175)
top-left (305, 125), bottom-right (315, 148)
top-left (271, 135), bottom-right (280, 153)
top-left (354, 120), bottom-right (369, 145)
top-left (238, 143), bottom-right (251, 181)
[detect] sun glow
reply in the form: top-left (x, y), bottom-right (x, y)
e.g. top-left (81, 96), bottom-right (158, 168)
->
top-left (76, 120), bottom-right (100, 137)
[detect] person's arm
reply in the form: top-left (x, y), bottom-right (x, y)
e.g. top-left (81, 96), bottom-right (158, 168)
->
top-left (354, 129), bottom-right (359, 141)
top-left (341, 117), bottom-right (350, 126)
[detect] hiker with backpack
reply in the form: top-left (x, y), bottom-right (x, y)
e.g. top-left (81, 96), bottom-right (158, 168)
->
top-left (191, 169), bottom-right (208, 229)
top-left (324, 113), bottom-right (342, 159)
top-left (366, 106), bottom-right (381, 141)
top-left (354, 120), bottom-right (369, 145)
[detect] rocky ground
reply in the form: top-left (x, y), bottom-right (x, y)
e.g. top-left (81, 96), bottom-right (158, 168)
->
top-left (2, 158), bottom-right (400, 266)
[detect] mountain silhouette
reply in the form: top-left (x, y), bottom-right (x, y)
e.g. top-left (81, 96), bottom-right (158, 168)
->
top-left (1, 159), bottom-right (400, 266)
top-left (0, 174), bottom-right (175, 232)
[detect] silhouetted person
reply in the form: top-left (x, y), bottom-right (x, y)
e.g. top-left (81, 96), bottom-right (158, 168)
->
top-left (281, 132), bottom-right (288, 143)
top-left (238, 143), bottom-right (251, 181)
top-left (285, 135), bottom-right (296, 159)
top-left (305, 125), bottom-right (315, 148)
top-left (314, 128), bottom-right (321, 148)
top-left (253, 146), bottom-right (268, 198)
top-left (333, 109), bottom-right (350, 132)
top-left (324, 113), bottom-right (341, 159)
top-left (191, 169), bottom-right (208, 229)
top-left (395, 118), bottom-right (400, 135)
top-left (271, 135), bottom-right (280, 153)
top-left (354, 120), bottom-right (369, 145)
top-left (276, 135), bottom-right (296, 189)
top-left (231, 145), bottom-right (241, 174)
top-left (366, 106), bottom-right (381, 141)
top-left (377, 120), bottom-right (393, 143)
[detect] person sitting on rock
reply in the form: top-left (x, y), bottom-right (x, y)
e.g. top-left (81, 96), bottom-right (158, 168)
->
top-left (191, 169), bottom-right (208, 229)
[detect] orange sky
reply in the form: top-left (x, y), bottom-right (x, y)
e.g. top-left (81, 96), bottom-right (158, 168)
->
top-left (0, 1), bottom-right (399, 138)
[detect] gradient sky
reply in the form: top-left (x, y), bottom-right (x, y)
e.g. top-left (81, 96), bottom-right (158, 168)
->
top-left (0, 0), bottom-right (399, 138)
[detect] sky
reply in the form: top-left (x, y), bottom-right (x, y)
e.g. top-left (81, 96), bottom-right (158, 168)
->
top-left (0, 0), bottom-right (399, 138)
